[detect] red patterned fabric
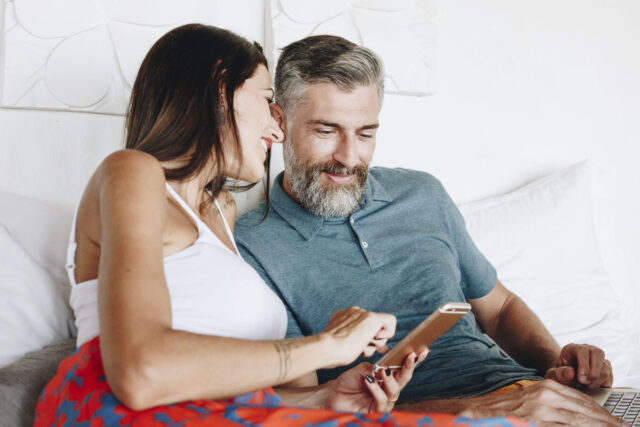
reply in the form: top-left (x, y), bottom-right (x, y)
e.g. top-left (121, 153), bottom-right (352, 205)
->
top-left (35, 337), bottom-right (533, 426)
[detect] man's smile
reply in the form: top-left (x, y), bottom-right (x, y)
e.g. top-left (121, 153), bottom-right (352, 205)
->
top-left (323, 172), bottom-right (355, 185)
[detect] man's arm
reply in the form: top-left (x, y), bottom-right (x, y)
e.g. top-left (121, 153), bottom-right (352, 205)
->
top-left (471, 279), bottom-right (613, 387)
top-left (470, 279), bottom-right (560, 372)
top-left (396, 379), bottom-right (624, 426)
top-left (395, 280), bottom-right (623, 424)
top-left (436, 178), bottom-right (611, 383)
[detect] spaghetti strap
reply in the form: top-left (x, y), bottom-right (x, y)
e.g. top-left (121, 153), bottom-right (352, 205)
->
top-left (214, 198), bottom-right (239, 254)
top-left (68, 183), bottom-right (238, 289)
top-left (165, 183), bottom-right (203, 226)
top-left (166, 183), bottom-right (239, 256)
top-left (65, 207), bottom-right (80, 287)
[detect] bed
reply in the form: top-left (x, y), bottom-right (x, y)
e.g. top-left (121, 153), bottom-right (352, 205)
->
top-left (1, 1), bottom-right (639, 425)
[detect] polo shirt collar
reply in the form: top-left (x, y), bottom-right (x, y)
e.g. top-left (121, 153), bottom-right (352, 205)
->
top-left (270, 170), bottom-right (393, 241)
top-left (361, 170), bottom-right (392, 204)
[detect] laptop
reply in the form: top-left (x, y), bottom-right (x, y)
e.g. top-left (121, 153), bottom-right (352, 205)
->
top-left (584, 388), bottom-right (640, 425)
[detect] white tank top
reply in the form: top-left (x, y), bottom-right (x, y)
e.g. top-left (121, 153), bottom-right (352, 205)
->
top-left (66, 183), bottom-right (287, 347)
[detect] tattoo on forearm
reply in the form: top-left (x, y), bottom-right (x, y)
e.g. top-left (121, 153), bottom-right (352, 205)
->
top-left (274, 340), bottom-right (300, 384)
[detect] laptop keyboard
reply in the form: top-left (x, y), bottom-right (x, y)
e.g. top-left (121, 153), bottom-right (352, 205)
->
top-left (604, 391), bottom-right (640, 425)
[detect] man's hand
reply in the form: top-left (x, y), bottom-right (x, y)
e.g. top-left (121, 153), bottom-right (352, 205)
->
top-left (545, 343), bottom-right (613, 388)
top-left (460, 379), bottom-right (626, 426)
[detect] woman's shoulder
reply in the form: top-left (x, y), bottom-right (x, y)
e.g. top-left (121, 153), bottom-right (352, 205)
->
top-left (74, 151), bottom-right (167, 263)
top-left (88, 150), bottom-right (167, 215)
top-left (96, 150), bottom-right (164, 183)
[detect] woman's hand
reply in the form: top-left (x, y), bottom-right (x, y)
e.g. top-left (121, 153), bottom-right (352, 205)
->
top-left (323, 349), bottom-right (429, 413)
top-left (321, 307), bottom-right (397, 368)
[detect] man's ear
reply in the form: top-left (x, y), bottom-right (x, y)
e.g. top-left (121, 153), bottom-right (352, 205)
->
top-left (269, 102), bottom-right (287, 141)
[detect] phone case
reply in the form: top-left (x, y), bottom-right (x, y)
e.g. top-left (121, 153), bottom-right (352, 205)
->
top-left (374, 302), bottom-right (471, 371)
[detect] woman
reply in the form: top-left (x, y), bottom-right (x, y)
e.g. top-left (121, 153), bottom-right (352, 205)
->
top-left (34, 24), bottom-right (519, 426)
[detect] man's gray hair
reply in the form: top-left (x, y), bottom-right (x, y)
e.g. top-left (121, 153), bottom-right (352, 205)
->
top-left (275, 35), bottom-right (384, 116)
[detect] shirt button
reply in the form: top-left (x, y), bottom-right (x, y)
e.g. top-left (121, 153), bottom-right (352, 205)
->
top-left (361, 241), bottom-right (368, 249)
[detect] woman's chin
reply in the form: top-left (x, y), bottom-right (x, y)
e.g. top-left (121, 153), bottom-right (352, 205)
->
top-left (238, 168), bottom-right (266, 183)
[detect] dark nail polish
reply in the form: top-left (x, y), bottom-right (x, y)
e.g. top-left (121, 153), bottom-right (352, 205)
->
top-left (365, 375), bottom-right (374, 384)
top-left (385, 367), bottom-right (391, 376)
top-left (414, 356), bottom-right (419, 363)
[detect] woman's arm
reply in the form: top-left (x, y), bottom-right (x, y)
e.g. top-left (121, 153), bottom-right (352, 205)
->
top-left (91, 151), bottom-right (395, 411)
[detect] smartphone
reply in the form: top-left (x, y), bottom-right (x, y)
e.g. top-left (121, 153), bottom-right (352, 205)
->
top-left (374, 302), bottom-right (471, 373)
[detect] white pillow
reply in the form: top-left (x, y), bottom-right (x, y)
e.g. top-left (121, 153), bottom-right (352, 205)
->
top-left (458, 161), bottom-right (639, 386)
top-left (0, 224), bottom-right (75, 367)
top-left (0, 192), bottom-right (73, 286)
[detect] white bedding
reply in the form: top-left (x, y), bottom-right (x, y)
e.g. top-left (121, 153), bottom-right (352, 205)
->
top-left (0, 162), bottom-right (638, 385)
top-left (459, 161), bottom-right (640, 386)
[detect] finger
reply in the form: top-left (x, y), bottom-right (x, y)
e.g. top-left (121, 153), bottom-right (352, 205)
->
top-left (364, 375), bottom-right (390, 413)
top-left (374, 329), bottom-right (394, 340)
top-left (573, 346), bottom-right (592, 385)
top-left (369, 337), bottom-right (389, 348)
top-left (602, 360), bottom-right (614, 388)
top-left (587, 348), bottom-right (604, 386)
top-left (417, 348), bottom-right (430, 363)
top-left (373, 312), bottom-right (397, 338)
top-left (374, 343), bottom-right (389, 354)
top-left (592, 359), bottom-right (614, 389)
top-left (364, 342), bottom-right (389, 356)
top-left (545, 366), bottom-right (575, 384)
top-left (394, 352), bottom-right (418, 389)
top-left (362, 345), bottom-right (377, 358)
top-left (381, 366), bottom-right (401, 400)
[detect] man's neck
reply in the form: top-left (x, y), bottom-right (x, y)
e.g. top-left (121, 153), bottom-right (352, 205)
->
top-left (282, 173), bottom-right (301, 204)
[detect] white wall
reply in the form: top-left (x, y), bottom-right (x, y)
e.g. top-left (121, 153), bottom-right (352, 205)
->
top-left (373, 0), bottom-right (640, 286)
top-left (1, 0), bottom-right (638, 283)
top-left (0, 0), bottom-right (264, 207)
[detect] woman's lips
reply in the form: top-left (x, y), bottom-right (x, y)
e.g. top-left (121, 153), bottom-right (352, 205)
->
top-left (323, 172), bottom-right (354, 185)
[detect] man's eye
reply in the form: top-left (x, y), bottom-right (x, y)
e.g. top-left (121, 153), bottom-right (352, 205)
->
top-left (316, 129), bottom-right (333, 135)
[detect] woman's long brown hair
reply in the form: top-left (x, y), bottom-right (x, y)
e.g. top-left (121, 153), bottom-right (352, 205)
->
top-left (125, 23), bottom-right (268, 200)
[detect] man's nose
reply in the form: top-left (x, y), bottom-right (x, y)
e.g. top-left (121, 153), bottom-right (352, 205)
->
top-left (333, 134), bottom-right (360, 169)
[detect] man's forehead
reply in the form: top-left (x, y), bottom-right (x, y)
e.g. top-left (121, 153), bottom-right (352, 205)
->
top-left (296, 82), bottom-right (379, 126)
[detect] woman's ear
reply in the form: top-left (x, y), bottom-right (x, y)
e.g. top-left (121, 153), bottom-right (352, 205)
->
top-left (269, 103), bottom-right (287, 142)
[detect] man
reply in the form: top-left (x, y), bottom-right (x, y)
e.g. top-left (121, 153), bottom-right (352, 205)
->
top-left (235, 35), bottom-right (622, 425)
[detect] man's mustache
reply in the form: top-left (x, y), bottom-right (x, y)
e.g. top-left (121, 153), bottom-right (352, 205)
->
top-left (315, 162), bottom-right (368, 177)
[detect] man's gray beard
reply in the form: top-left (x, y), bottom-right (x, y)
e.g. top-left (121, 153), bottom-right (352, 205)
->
top-left (283, 142), bottom-right (368, 218)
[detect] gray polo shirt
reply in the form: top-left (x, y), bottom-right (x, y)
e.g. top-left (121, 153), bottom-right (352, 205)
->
top-left (235, 167), bottom-right (541, 400)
